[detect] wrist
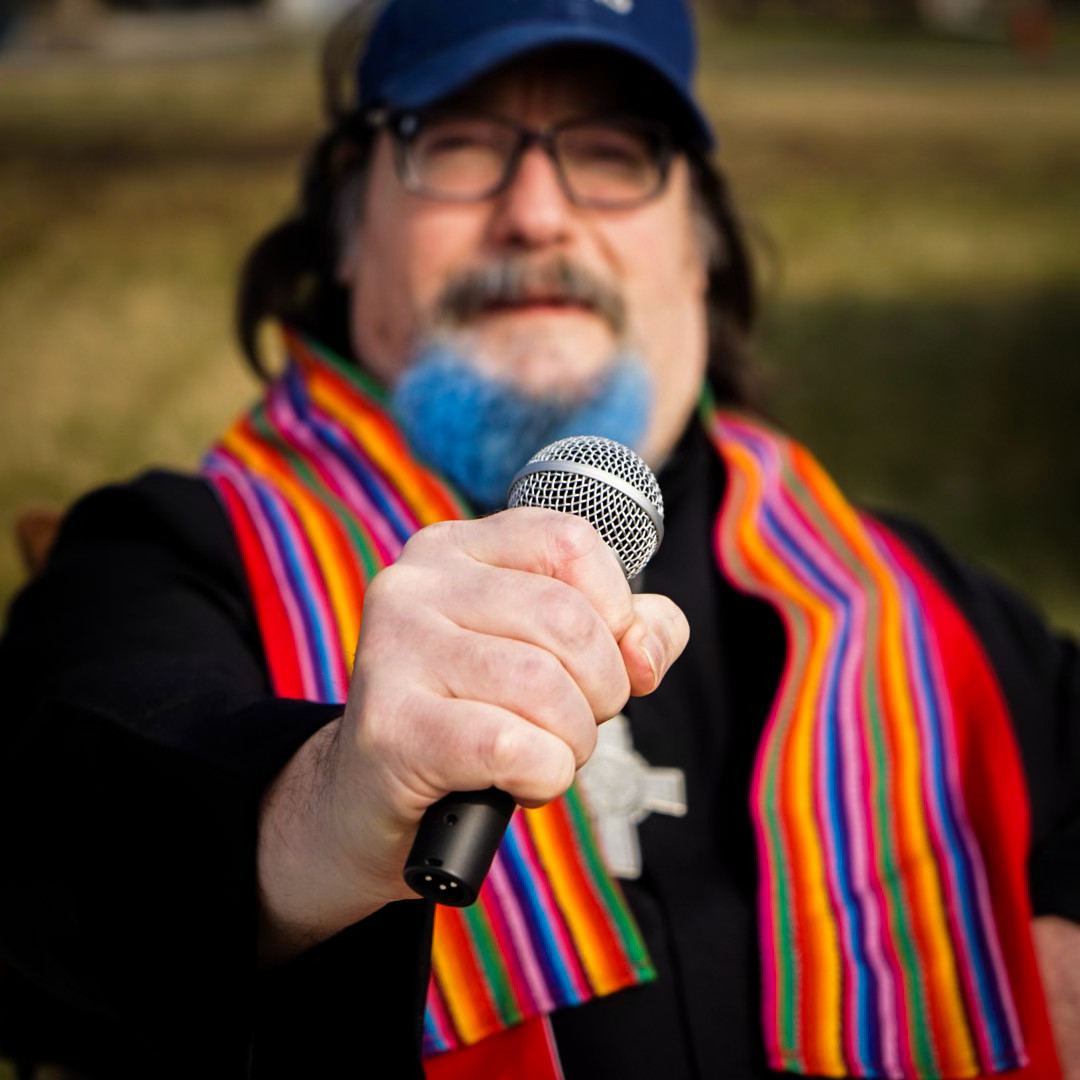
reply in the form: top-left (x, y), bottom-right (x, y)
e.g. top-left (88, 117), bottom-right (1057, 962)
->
top-left (256, 717), bottom-right (395, 965)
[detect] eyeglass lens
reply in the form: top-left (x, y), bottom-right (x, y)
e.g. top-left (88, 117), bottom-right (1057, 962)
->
top-left (400, 115), bottom-right (668, 207)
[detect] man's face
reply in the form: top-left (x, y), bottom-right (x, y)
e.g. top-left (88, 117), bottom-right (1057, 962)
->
top-left (339, 52), bottom-right (710, 466)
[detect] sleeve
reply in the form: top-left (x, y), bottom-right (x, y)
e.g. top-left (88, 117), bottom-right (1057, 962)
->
top-left (880, 514), bottom-right (1080, 924)
top-left (0, 472), bottom-right (430, 1080)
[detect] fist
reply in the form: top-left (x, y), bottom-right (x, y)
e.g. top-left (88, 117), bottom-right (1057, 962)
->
top-left (349, 508), bottom-right (688, 818)
top-left (257, 508), bottom-right (689, 960)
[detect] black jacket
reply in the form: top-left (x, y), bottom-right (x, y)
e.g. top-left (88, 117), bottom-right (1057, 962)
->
top-left (1, 424), bottom-right (1077, 1078)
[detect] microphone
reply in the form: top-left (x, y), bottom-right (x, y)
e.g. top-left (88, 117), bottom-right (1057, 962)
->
top-left (403, 435), bottom-right (665, 906)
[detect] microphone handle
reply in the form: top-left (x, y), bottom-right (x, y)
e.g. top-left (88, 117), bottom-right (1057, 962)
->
top-left (404, 787), bottom-right (516, 906)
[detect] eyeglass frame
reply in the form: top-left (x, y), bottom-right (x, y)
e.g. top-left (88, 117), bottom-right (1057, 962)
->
top-left (363, 107), bottom-right (678, 210)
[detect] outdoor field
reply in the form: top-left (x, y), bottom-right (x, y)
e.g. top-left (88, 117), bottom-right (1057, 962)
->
top-left (1, 11), bottom-right (1079, 647)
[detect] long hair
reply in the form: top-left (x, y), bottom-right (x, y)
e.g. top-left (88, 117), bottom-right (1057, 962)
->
top-left (236, 8), bottom-right (761, 406)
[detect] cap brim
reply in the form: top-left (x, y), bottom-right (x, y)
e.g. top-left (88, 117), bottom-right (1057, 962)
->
top-left (375, 21), bottom-right (715, 149)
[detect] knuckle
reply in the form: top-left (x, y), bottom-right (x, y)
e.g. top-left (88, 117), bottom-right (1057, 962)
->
top-left (509, 643), bottom-right (563, 691)
top-left (547, 513), bottom-right (599, 565)
top-left (401, 519), bottom-right (461, 559)
top-left (363, 563), bottom-right (396, 604)
top-left (364, 561), bottom-right (414, 609)
top-left (357, 569), bottom-right (430, 656)
top-left (483, 722), bottom-right (528, 781)
top-left (540, 588), bottom-right (599, 652)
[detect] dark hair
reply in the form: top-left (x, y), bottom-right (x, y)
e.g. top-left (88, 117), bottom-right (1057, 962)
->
top-left (236, 118), bottom-right (372, 378)
top-left (236, 20), bottom-right (761, 405)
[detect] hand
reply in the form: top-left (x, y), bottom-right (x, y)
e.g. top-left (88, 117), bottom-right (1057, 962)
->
top-left (256, 508), bottom-right (689, 962)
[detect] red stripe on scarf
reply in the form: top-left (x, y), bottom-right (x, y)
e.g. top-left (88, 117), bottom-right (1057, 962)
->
top-left (215, 476), bottom-right (305, 699)
top-left (882, 532), bottom-right (1060, 1079)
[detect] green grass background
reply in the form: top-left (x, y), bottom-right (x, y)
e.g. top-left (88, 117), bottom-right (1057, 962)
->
top-left (1, 15), bottom-right (1078, 642)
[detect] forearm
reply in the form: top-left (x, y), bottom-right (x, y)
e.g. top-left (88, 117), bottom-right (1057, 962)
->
top-left (257, 716), bottom-right (419, 966)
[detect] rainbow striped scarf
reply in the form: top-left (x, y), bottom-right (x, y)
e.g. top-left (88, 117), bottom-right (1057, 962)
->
top-left (703, 404), bottom-right (1052, 1077)
top-left (203, 332), bottom-right (652, 1060)
top-left (204, 333), bottom-right (1050, 1076)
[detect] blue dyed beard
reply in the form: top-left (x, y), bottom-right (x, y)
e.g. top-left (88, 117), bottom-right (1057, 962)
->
top-left (391, 341), bottom-right (652, 511)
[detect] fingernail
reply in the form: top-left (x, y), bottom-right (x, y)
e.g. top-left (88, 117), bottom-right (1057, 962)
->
top-left (641, 635), bottom-right (664, 687)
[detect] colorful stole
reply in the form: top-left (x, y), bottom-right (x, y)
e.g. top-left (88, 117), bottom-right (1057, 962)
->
top-left (202, 331), bottom-right (652, 1068)
top-left (204, 332), bottom-right (1055, 1077)
top-left (705, 404), bottom-right (1055, 1078)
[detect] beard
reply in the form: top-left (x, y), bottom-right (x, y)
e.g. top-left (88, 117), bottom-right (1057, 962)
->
top-left (389, 254), bottom-right (651, 510)
top-left (390, 338), bottom-right (652, 511)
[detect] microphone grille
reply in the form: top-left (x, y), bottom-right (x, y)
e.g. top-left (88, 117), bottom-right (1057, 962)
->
top-left (506, 435), bottom-right (664, 581)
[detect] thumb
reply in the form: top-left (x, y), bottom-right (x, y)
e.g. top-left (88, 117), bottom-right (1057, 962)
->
top-left (618, 593), bottom-right (690, 698)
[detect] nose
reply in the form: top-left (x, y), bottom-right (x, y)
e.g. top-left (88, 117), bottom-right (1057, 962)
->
top-left (488, 143), bottom-right (574, 251)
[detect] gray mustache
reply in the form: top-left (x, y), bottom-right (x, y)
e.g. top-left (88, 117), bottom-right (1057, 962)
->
top-left (433, 258), bottom-right (627, 336)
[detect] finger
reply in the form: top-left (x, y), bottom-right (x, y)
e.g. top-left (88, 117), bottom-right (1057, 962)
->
top-left (426, 561), bottom-right (631, 721)
top-left (618, 593), bottom-right (691, 697)
top-left (407, 509), bottom-right (635, 639)
top-left (360, 559), bottom-right (629, 722)
top-left (433, 627), bottom-right (599, 767)
top-left (384, 694), bottom-right (580, 811)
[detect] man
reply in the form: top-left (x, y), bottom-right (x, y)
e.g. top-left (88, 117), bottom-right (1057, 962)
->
top-left (1, 1), bottom-right (1077, 1078)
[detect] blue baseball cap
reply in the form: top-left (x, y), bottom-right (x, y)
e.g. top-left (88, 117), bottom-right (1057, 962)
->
top-left (356, 0), bottom-right (714, 148)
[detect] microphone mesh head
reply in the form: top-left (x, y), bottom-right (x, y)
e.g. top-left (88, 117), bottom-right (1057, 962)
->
top-left (506, 436), bottom-right (664, 580)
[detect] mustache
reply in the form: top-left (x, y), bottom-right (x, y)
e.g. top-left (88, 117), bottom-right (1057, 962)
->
top-left (432, 257), bottom-right (627, 336)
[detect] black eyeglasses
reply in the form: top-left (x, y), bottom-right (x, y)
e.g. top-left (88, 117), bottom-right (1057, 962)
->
top-left (367, 109), bottom-right (675, 210)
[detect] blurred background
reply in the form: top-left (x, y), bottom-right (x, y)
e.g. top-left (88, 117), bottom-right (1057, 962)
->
top-left (0, 0), bottom-right (1078, 649)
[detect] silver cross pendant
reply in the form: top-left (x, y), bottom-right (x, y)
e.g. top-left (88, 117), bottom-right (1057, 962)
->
top-left (576, 713), bottom-right (688, 879)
